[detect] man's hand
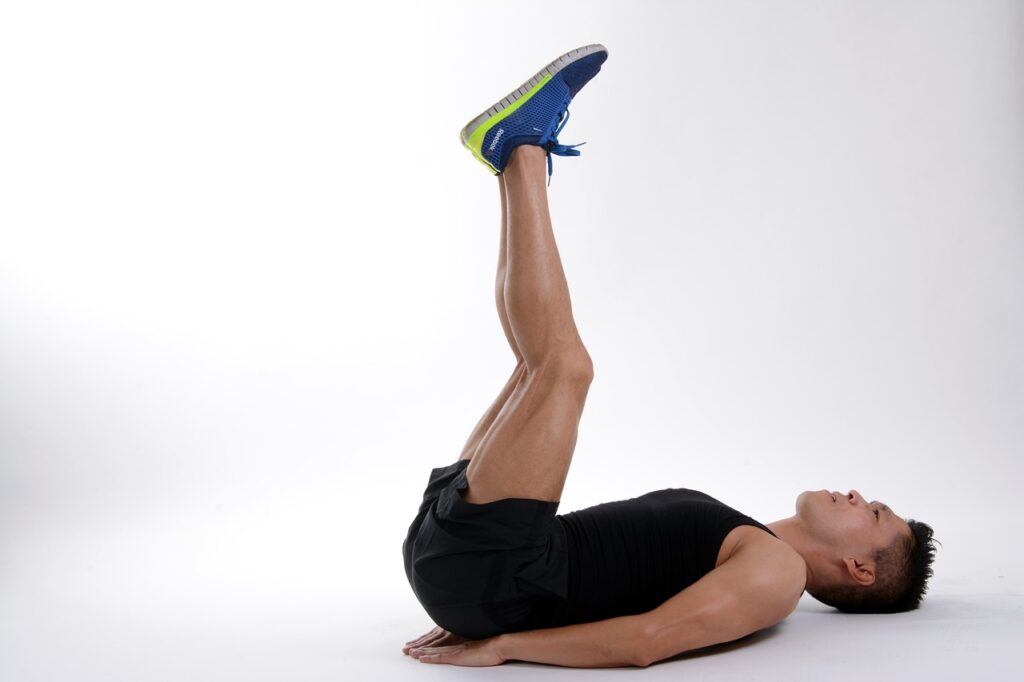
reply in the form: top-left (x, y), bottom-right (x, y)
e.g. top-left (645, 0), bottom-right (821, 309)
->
top-left (402, 626), bottom-right (467, 656)
top-left (402, 626), bottom-right (505, 666)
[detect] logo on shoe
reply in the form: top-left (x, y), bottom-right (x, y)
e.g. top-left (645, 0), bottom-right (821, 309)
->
top-left (488, 128), bottom-right (504, 155)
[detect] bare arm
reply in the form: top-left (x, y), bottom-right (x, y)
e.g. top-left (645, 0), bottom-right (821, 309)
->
top-left (495, 613), bottom-right (649, 668)
top-left (634, 542), bottom-right (806, 666)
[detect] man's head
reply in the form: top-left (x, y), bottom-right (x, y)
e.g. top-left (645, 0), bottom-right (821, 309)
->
top-left (793, 489), bottom-right (937, 613)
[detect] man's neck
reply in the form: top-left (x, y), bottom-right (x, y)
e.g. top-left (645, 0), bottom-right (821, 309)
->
top-left (767, 516), bottom-right (820, 592)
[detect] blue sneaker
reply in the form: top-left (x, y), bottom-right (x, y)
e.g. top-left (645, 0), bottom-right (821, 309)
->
top-left (460, 44), bottom-right (608, 180)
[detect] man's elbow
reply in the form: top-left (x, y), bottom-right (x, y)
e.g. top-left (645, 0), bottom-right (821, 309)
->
top-left (632, 648), bottom-right (656, 668)
top-left (630, 619), bottom-right (664, 668)
top-left (633, 616), bottom-right (683, 667)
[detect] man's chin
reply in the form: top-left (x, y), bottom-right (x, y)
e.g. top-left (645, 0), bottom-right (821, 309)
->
top-left (794, 489), bottom-right (825, 517)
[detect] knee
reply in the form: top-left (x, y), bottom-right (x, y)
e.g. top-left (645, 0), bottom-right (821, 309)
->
top-left (536, 344), bottom-right (594, 387)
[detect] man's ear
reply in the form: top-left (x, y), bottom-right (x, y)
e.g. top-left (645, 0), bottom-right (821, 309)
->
top-left (842, 556), bottom-right (876, 587)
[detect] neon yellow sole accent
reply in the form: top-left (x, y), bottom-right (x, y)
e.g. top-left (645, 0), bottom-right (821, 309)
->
top-left (461, 72), bottom-right (554, 174)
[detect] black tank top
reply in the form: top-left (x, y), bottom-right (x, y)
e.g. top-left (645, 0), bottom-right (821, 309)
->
top-left (540, 488), bottom-right (777, 627)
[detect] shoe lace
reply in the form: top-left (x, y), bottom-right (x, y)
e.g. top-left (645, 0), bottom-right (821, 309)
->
top-left (537, 106), bottom-right (585, 185)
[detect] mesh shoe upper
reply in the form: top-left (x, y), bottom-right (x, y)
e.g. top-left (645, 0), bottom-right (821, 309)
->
top-left (480, 51), bottom-right (607, 178)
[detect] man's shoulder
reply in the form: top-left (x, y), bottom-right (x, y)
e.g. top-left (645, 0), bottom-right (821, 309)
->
top-left (723, 525), bottom-right (807, 595)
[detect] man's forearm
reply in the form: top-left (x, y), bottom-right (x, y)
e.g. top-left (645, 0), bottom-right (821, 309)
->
top-left (495, 614), bottom-right (649, 668)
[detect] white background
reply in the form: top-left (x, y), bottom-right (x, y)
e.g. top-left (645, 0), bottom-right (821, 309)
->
top-left (2, 1), bottom-right (1021, 680)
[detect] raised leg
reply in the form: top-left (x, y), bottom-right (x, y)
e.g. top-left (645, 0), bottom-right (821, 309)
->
top-left (458, 176), bottom-right (525, 461)
top-left (463, 145), bottom-right (593, 504)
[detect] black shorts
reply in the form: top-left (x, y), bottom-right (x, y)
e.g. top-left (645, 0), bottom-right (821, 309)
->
top-left (402, 459), bottom-right (569, 639)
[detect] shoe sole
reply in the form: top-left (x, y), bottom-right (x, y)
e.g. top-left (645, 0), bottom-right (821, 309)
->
top-left (460, 43), bottom-right (608, 174)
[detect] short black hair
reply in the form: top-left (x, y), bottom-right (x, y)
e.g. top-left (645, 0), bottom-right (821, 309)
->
top-left (810, 519), bottom-right (937, 613)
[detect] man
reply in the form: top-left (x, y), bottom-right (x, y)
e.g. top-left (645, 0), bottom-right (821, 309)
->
top-left (401, 45), bottom-right (937, 668)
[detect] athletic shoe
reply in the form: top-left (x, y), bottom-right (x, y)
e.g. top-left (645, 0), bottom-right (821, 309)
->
top-left (460, 44), bottom-right (608, 181)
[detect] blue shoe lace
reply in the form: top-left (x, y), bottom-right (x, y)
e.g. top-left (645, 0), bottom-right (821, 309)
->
top-left (537, 107), bottom-right (585, 185)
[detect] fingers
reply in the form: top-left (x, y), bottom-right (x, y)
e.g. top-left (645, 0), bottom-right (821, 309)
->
top-left (408, 644), bottom-right (457, 661)
top-left (403, 636), bottom-right (432, 654)
top-left (402, 626), bottom-right (444, 655)
top-left (418, 631), bottom-right (449, 650)
top-left (405, 626), bottom-right (441, 645)
top-left (410, 642), bottom-right (502, 667)
top-left (401, 622), bottom-right (442, 651)
top-left (433, 632), bottom-right (466, 647)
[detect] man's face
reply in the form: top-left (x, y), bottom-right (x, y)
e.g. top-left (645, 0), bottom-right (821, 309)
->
top-left (795, 488), bottom-right (910, 556)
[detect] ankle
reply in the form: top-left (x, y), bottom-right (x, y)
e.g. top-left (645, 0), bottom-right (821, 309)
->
top-left (505, 144), bottom-right (546, 174)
